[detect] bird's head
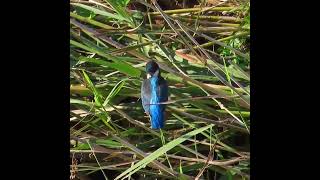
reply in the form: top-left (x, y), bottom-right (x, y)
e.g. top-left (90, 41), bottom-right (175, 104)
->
top-left (146, 60), bottom-right (160, 79)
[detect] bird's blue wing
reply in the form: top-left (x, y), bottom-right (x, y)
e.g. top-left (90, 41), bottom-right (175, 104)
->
top-left (141, 79), bottom-right (151, 114)
top-left (157, 77), bottom-right (168, 112)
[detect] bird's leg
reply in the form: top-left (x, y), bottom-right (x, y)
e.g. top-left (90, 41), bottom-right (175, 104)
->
top-left (144, 112), bottom-right (152, 125)
top-left (143, 112), bottom-right (149, 117)
top-left (164, 111), bottom-right (169, 122)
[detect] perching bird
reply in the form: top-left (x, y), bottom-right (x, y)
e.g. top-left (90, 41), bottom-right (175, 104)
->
top-left (141, 60), bottom-right (168, 129)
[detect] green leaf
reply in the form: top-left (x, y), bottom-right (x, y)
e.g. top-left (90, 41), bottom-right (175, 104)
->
top-left (81, 71), bottom-right (116, 131)
top-left (73, 6), bottom-right (95, 18)
top-left (72, 3), bottom-right (126, 21)
top-left (96, 139), bottom-right (123, 148)
top-left (227, 65), bottom-right (249, 81)
top-left (118, 0), bottom-right (131, 7)
top-left (226, 170), bottom-right (233, 180)
top-left (73, 142), bottom-right (90, 150)
top-left (131, 10), bottom-right (144, 20)
top-left (109, 40), bottom-right (158, 55)
top-left (82, 71), bottom-right (104, 106)
top-left (177, 163), bottom-right (204, 173)
top-left (178, 174), bottom-right (189, 180)
top-left (120, 128), bottom-right (138, 137)
top-left (103, 0), bottom-right (133, 25)
top-left (70, 40), bottom-right (141, 77)
top-left (103, 78), bottom-right (127, 106)
top-left (114, 124), bottom-right (214, 180)
top-left (79, 57), bottom-right (141, 77)
top-left (70, 98), bottom-right (94, 107)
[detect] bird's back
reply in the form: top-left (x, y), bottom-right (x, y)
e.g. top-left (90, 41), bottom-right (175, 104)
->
top-left (156, 76), bottom-right (168, 111)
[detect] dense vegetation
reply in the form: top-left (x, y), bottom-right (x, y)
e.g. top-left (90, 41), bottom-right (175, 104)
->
top-left (70, 0), bottom-right (250, 179)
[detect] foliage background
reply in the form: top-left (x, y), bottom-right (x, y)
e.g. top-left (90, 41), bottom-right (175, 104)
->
top-left (70, 0), bottom-right (250, 179)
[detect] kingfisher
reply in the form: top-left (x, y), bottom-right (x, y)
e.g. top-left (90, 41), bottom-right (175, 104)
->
top-left (141, 60), bottom-right (168, 129)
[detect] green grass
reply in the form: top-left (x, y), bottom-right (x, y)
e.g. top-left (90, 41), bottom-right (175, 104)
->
top-left (70, 0), bottom-right (250, 179)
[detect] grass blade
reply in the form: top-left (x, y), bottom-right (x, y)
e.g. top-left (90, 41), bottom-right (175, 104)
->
top-left (114, 124), bottom-right (214, 180)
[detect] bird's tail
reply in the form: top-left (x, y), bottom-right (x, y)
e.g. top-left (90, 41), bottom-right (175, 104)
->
top-left (150, 109), bottom-right (164, 129)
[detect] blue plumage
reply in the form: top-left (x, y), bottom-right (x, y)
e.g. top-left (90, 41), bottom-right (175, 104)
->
top-left (141, 61), bottom-right (168, 129)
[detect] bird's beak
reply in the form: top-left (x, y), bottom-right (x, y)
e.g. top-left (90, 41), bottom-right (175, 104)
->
top-left (147, 73), bottom-right (151, 79)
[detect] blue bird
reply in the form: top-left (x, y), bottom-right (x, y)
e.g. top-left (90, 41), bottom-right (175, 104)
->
top-left (141, 60), bottom-right (168, 129)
